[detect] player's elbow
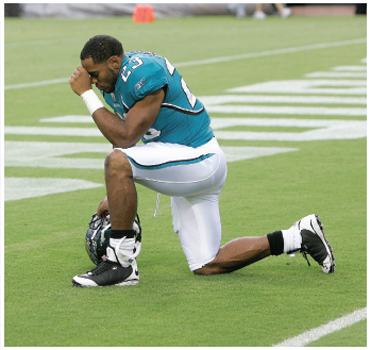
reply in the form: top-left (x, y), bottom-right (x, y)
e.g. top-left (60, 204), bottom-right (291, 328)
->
top-left (111, 133), bottom-right (139, 149)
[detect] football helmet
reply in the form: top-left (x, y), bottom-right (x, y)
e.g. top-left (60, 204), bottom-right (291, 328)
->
top-left (85, 213), bottom-right (142, 265)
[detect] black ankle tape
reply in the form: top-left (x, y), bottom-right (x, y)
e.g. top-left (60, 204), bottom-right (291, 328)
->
top-left (267, 230), bottom-right (284, 256)
top-left (109, 229), bottom-right (136, 239)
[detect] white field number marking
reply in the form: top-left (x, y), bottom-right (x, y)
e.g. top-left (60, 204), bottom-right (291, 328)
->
top-left (5, 177), bottom-right (103, 201)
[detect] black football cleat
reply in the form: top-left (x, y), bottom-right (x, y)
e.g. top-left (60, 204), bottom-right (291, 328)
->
top-left (72, 259), bottom-right (139, 287)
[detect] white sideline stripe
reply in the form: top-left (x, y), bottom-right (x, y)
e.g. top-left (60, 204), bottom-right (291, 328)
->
top-left (174, 38), bottom-right (366, 68)
top-left (273, 307), bottom-right (367, 347)
top-left (5, 78), bottom-right (68, 90)
top-left (4, 38), bottom-right (366, 90)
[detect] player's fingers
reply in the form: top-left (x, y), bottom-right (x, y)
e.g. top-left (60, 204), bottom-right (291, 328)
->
top-left (76, 66), bottom-right (89, 77)
top-left (97, 198), bottom-right (109, 217)
top-left (69, 69), bottom-right (79, 81)
top-left (70, 66), bottom-right (85, 78)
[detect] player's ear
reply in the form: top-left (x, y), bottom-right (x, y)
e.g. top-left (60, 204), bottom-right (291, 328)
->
top-left (108, 55), bottom-right (121, 70)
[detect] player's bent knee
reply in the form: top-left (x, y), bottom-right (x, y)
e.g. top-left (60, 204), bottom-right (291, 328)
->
top-left (193, 260), bottom-right (223, 276)
top-left (193, 266), bottom-right (212, 275)
top-left (193, 253), bottom-right (236, 275)
top-left (104, 149), bottom-right (132, 175)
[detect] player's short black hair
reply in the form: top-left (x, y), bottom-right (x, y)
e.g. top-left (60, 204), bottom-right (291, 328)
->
top-left (80, 35), bottom-right (124, 64)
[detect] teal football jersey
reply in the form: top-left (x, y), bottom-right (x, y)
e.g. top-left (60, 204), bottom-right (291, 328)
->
top-left (102, 51), bottom-right (214, 148)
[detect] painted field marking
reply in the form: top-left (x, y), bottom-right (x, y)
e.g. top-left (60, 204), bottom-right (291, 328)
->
top-left (174, 38), bottom-right (367, 68)
top-left (4, 126), bottom-right (104, 137)
top-left (4, 140), bottom-right (298, 170)
top-left (332, 65), bottom-right (367, 71)
top-left (4, 38), bottom-right (366, 90)
top-left (40, 115), bottom-right (95, 123)
top-left (4, 177), bottom-right (103, 201)
top-left (200, 95), bottom-right (367, 105)
top-left (211, 118), bottom-right (367, 141)
top-left (273, 307), bottom-right (367, 347)
top-left (4, 78), bottom-right (68, 90)
top-left (208, 104), bottom-right (366, 117)
top-left (5, 118), bottom-right (367, 141)
top-left (227, 79), bottom-right (367, 95)
top-left (305, 72), bottom-right (366, 78)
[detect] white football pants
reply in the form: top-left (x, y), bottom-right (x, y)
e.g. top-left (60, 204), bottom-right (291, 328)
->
top-left (116, 137), bottom-right (227, 271)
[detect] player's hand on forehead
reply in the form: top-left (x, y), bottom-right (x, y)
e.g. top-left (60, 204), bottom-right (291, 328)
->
top-left (69, 66), bottom-right (92, 96)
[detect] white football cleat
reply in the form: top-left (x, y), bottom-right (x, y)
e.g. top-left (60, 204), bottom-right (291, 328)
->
top-left (291, 214), bottom-right (335, 273)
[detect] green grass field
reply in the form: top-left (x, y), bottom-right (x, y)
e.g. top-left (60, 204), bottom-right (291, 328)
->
top-left (4, 14), bottom-right (366, 346)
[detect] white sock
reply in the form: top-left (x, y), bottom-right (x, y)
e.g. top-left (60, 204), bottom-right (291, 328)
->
top-left (281, 227), bottom-right (302, 254)
top-left (106, 237), bottom-right (135, 267)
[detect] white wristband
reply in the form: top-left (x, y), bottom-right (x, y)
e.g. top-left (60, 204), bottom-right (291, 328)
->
top-left (80, 89), bottom-right (104, 115)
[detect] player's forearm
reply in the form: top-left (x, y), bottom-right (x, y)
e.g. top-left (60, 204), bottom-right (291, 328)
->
top-left (94, 89), bottom-right (164, 148)
top-left (93, 108), bottom-right (140, 148)
top-left (79, 89), bottom-right (139, 148)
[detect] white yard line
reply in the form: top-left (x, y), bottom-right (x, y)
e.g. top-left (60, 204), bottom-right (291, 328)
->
top-left (4, 38), bottom-right (366, 90)
top-left (4, 78), bottom-right (68, 90)
top-left (175, 38), bottom-right (366, 68)
top-left (273, 307), bottom-right (367, 347)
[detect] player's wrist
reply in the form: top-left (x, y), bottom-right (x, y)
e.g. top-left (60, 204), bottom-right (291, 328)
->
top-left (81, 89), bottom-right (104, 115)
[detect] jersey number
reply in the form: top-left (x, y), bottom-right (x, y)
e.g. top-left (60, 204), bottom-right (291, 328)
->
top-left (181, 78), bottom-right (197, 109)
top-left (165, 57), bottom-right (197, 108)
top-left (121, 57), bottom-right (144, 83)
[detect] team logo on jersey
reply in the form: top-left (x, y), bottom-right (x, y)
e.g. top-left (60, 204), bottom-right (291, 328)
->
top-left (135, 78), bottom-right (146, 92)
